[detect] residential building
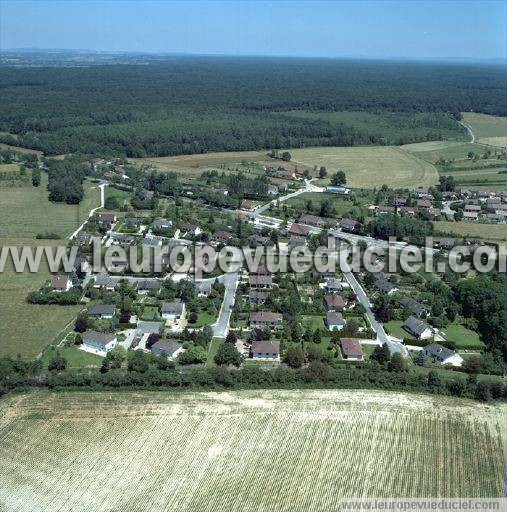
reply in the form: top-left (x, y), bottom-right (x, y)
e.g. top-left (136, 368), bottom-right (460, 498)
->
top-left (249, 275), bottom-right (273, 289)
top-left (422, 343), bottom-right (464, 367)
top-left (403, 316), bottom-right (433, 339)
top-left (51, 275), bottom-right (72, 293)
top-left (340, 338), bottom-right (364, 361)
top-left (326, 311), bottom-right (345, 331)
top-left (150, 340), bottom-right (184, 360)
top-left (289, 223), bottom-right (311, 236)
top-left (87, 304), bottom-right (116, 319)
top-left (82, 330), bottom-right (117, 354)
top-left (161, 300), bottom-right (186, 320)
top-left (180, 223), bottom-right (201, 236)
top-left (249, 312), bottom-right (283, 329)
top-left (324, 293), bottom-right (346, 311)
top-left (152, 217), bottom-right (172, 231)
top-left (251, 340), bottom-right (280, 360)
top-left (339, 218), bottom-right (360, 231)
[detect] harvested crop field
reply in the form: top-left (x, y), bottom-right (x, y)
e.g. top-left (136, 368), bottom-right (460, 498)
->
top-left (288, 146), bottom-right (438, 188)
top-left (0, 389), bottom-right (504, 511)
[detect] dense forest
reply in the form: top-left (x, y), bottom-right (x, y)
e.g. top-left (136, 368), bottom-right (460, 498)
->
top-left (0, 57), bottom-right (506, 156)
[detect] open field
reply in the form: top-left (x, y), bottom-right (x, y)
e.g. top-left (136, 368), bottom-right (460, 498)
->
top-left (433, 220), bottom-right (507, 242)
top-left (138, 151), bottom-right (269, 173)
top-left (400, 141), bottom-right (491, 163)
top-left (287, 146), bottom-right (439, 188)
top-left (0, 174), bottom-right (101, 238)
top-left (462, 113), bottom-right (507, 148)
top-left (0, 389), bottom-right (504, 512)
top-left (0, 175), bottom-right (101, 357)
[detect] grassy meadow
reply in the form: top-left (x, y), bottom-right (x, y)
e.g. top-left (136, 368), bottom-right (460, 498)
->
top-left (433, 220), bottom-right (507, 243)
top-left (0, 174), bottom-right (101, 357)
top-left (287, 145), bottom-right (439, 188)
top-left (0, 389), bottom-right (503, 512)
top-left (462, 112), bottom-right (507, 148)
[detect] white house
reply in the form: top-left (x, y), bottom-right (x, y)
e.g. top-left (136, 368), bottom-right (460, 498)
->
top-left (82, 330), bottom-right (117, 354)
top-left (422, 343), bottom-right (464, 367)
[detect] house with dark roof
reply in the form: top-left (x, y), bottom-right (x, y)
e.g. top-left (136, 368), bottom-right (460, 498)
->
top-left (248, 290), bottom-right (269, 303)
top-left (150, 340), bottom-right (184, 360)
top-left (76, 231), bottom-right (93, 245)
top-left (326, 311), bottom-right (345, 331)
top-left (180, 223), bottom-right (201, 236)
top-left (249, 312), bottom-right (283, 329)
top-left (289, 234), bottom-right (307, 248)
top-left (152, 217), bottom-right (173, 231)
top-left (339, 218), bottom-right (360, 231)
top-left (240, 199), bottom-right (255, 211)
top-left (110, 233), bottom-right (135, 245)
top-left (161, 300), bottom-right (185, 320)
top-left (82, 330), bottom-right (117, 353)
top-left (137, 280), bottom-right (161, 294)
top-left (249, 275), bottom-right (273, 289)
top-left (299, 213), bottom-right (325, 227)
top-left (398, 297), bottom-right (429, 318)
top-left (212, 230), bottom-right (234, 243)
top-left (97, 213), bottom-right (117, 229)
top-left (93, 274), bottom-right (117, 291)
top-left (87, 304), bottom-right (116, 319)
top-left (422, 343), bottom-right (463, 367)
top-left (373, 279), bottom-right (398, 295)
top-left (340, 338), bottom-right (364, 361)
top-left (325, 279), bottom-right (343, 293)
top-left (403, 316), bottom-right (433, 339)
top-left (251, 340), bottom-right (280, 360)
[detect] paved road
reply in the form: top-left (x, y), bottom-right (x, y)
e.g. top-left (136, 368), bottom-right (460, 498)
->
top-left (69, 183), bottom-right (105, 240)
top-left (343, 270), bottom-right (408, 357)
top-left (253, 179), bottom-right (323, 216)
top-left (211, 270), bottom-right (240, 337)
top-left (442, 200), bottom-right (459, 216)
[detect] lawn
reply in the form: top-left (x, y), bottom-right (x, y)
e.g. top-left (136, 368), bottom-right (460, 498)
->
top-left (287, 145), bottom-right (439, 189)
top-left (433, 220), bottom-right (507, 242)
top-left (0, 389), bottom-right (503, 511)
top-left (0, 175), bottom-right (101, 357)
top-left (400, 141), bottom-right (491, 164)
top-left (205, 337), bottom-right (224, 367)
top-left (105, 186), bottom-right (131, 207)
top-left (384, 320), bottom-right (407, 339)
top-left (284, 191), bottom-right (366, 217)
top-left (462, 112), bottom-right (507, 148)
top-left (302, 315), bottom-right (326, 332)
top-left (189, 311), bottom-right (217, 329)
top-left (40, 345), bottom-right (102, 369)
top-left (441, 323), bottom-right (485, 350)
top-left (0, 173), bottom-right (101, 238)
top-left (141, 306), bottom-right (160, 321)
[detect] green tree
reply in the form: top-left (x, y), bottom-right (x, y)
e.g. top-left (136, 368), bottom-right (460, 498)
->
top-left (48, 353), bottom-right (67, 372)
top-left (284, 346), bottom-right (304, 368)
top-left (214, 343), bottom-right (243, 367)
top-left (319, 166), bottom-right (327, 179)
top-left (281, 151), bottom-right (291, 162)
top-left (330, 171), bottom-right (346, 186)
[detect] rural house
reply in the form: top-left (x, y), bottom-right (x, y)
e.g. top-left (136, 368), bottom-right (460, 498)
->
top-left (82, 330), bottom-right (117, 354)
top-left (340, 338), bottom-right (364, 361)
top-left (249, 312), bottom-right (283, 329)
top-left (422, 343), bottom-right (464, 367)
top-left (161, 300), bottom-right (186, 320)
top-left (326, 311), bottom-right (345, 331)
top-left (87, 304), bottom-right (116, 319)
top-left (403, 316), bottom-right (433, 339)
top-left (150, 340), bottom-right (184, 360)
top-left (51, 275), bottom-right (72, 293)
top-left (251, 340), bottom-right (280, 360)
